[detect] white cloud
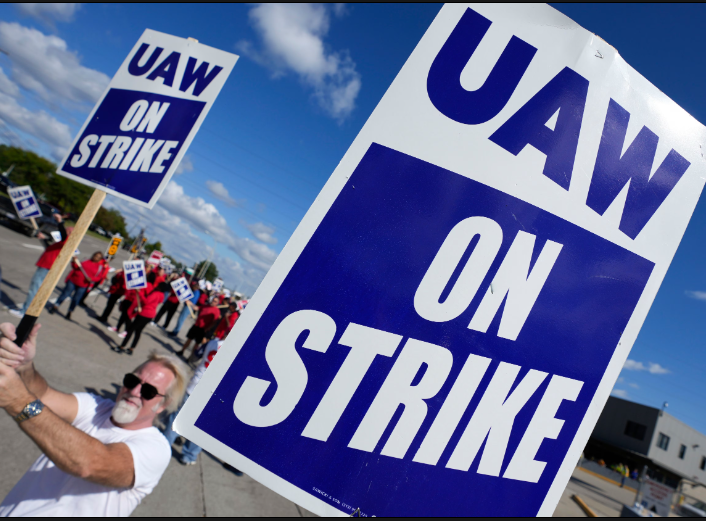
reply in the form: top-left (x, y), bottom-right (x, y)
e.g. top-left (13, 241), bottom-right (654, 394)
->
top-left (685, 290), bottom-right (706, 301)
top-left (0, 66), bottom-right (20, 98)
top-left (243, 221), bottom-right (277, 244)
top-left (0, 22), bottom-right (110, 106)
top-left (237, 3), bottom-right (361, 121)
top-left (175, 154), bottom-right (194, 175)
top-left (206, 180), bottom-right (237, 207)
top-left (628, 382), bottom-right (640, 389)
top-left (611, 389), bottom-right (629, 399)
top-left (0, 89), bottom-right (72, 159)
top-left (15, 3), bottom-right (80, 24)
top-left (623, 359), bottom-right (670, 375)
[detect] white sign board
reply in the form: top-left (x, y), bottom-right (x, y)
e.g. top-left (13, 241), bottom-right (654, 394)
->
top-left (213, 278), bottom-right (223, 292)
top-left (123, 260), bottom-right (147, 290)
top-left (50, 230), bottom-right (63, 243)
top-left (175, 4), bottom-right (706, 517)
top-left (641, 477), bottom-right (674, 517)
top-left (8, 185), bottom-right (41, 220)
top-left (171, 277), bottom-right (194, 303)
top-left (56, 29), bottom-right (238, 208)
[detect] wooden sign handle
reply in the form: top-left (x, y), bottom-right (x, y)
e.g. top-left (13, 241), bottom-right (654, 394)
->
top-left (14, 189), bottom-right (107, 347)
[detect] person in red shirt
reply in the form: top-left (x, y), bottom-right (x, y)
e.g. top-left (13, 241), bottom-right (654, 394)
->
top-left (48, 251), bottom-right (104, 320)
top-left (78, 257), bottom-right (110, 307)
top-left (154, 275), bottom-right (180, 329)
top-left (177, 296), bottom-right (220, 359)
top-left (98, 269), bottom-right (125, 323)
top-left (116, 274), bottom-right (166, 355)
top-left (10, 214), bottom-right (70, 317)
top-left (213, 302), bottom-right (239, 340)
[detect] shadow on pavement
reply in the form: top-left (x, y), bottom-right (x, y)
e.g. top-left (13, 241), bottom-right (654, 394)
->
top-left (85, 382), bottom-right (121, 402)
top-left (570, 475), bottom-right (627, 507)
top-left (87, 323), bottom-right (120, 349)
top-left (0, 277), bottom-right (21, 309)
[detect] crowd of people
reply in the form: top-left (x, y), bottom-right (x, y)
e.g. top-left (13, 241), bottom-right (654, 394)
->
top-left (0, 222), bottom-right (248, 516)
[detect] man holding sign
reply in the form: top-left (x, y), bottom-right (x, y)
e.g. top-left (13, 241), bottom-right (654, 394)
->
top-left (9, 214), bottom-right (70, 318)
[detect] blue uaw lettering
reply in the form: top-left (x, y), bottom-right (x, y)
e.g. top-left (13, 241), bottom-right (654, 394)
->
top-left (428, 7), bottom-right (691, 238)
top-left (127, 43), bottom-right (223, 97)
top-left (70, 100), bottom-right (177, 173)
top-left (232, 311), bottom-right (583, 484)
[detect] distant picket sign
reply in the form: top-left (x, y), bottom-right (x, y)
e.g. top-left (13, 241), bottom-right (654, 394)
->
top-left (56, 29), bottom-right (238, 208)
top-left (171, 277), bottom-right (193, 303)
top-left (213, 278), bottom-right (224, 292)
top-left (123, 260), bottom-right (147, 290)
top-left (50, 231), bottom-right (63, 243)
top-left (146, 250), bottom-right (163, 266)
top-left (175, 4), bottom-right (706, 518)
top-left (8, 185), bottom-right (41, 220)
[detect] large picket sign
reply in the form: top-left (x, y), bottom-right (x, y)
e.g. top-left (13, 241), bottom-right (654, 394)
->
top-left (175, 4), bottom-right (706, 517)
top-left (56, 30), bottom-right (238, 208)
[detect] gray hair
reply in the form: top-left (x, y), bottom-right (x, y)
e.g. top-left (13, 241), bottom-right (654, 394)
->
top-left (136, 351), bottom-right (191, 412)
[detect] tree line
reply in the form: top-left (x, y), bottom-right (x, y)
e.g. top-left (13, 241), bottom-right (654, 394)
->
top-left (1, 145), bottom-right (220, 283)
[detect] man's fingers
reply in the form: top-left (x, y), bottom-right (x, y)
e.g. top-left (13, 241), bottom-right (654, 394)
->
top-left (0, 345), bottom-right (24, 361)
top-left (0, 322), bottom-right (17, 341)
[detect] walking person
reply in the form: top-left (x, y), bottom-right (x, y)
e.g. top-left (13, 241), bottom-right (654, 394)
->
top-left (154, 278), bottom-right (179, 330)
top-left (177, 296), bottom-right (220, 359)
top-left (168, 279), bottom-right (201, 338)
top-left (0, 321), bottom-right (189, 516)
top-left (190, 302), bottom-right (240, 363)
top-left (98, 269), bottom-right (125, 324)
top-left (10, 214), bottom-right (70, 318)
top-left (79, 256), bottom-right (110, 307)
top-left (117, 275), bottom-right (165, 355)
top-left (48, 252), bottom-right (104, 321)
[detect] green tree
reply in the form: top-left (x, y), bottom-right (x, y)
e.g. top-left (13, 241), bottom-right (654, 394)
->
top-left (194, 260), bottom-right (219, 282)
top-left (144, 241), bottom-right (163, 254)
top-left (94, 207), bottom-right (128, 237)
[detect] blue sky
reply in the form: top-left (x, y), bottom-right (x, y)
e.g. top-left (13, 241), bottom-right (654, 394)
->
top-left (1, 4), bottom-right (705, 434)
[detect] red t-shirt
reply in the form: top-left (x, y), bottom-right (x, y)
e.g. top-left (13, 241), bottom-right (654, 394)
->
top-left (195, 305), bottom-right (220, 329)
top-left (65, 259), bottom-right (103, 288)
top-left (108, 271), bottom-right (126, 297)
top-left (128, 284), bottom-right (164, 319)
top-left (167, 287), bottom-right (180, 304)
top-left (36, 241), bottom-right (65, 270)
top-left (214, 312), bottom-right (239, 339)
top-left (97, 260), bottom-right (110, 283)
top-left (197, 292), bottom-right (208, 306)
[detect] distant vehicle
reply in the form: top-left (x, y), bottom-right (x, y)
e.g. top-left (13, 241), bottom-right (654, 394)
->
top-left (0, 175), bottom-right (16, 195)
top-left (0, 197), bottom-right (61, 237)
top-left (95, 226), bottom-right (109, 237)
top-left (680, 502), bottom-right (706, 517)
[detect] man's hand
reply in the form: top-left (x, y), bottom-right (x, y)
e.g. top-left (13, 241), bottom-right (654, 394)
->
top-left (0, 359), bottom-right (34, 416)
top-left (53, 213), bottom-right (64, 224)
top-left (0, 322), bottom-right (40, 371)
top-left (37, 231), bottom-right (47, 240)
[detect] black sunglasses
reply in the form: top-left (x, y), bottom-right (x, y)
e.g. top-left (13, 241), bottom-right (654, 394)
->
top-left (122, 373), bottom-right (165, 401)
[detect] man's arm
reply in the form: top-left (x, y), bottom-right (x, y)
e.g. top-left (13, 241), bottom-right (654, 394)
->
top-left (0, 325), bottom-right (135, 488)
top-left (0, 368), bottom-right (135, 489)
top-left (0, 323), bottom-right (77, 423)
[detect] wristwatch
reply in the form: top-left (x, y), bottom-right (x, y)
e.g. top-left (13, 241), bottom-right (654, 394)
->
top-left (14, 399), bottom-right (44, 423)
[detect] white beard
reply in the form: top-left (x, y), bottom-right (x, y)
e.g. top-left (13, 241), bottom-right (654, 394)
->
top-left (112, 398), bottom-right (140, 424)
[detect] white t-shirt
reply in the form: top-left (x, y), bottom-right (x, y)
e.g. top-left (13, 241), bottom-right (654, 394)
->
top-left (0, 393), bottom-right (171, 517)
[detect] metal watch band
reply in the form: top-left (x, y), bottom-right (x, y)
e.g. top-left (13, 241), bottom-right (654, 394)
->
top-left (14, 399), bottom-right (44, 423)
